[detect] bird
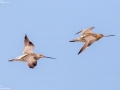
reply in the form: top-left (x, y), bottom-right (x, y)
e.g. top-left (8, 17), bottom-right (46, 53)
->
top-left (9, 34), bottom-right (56, 69)
top-left (69, 27), bottom-right (115, 54)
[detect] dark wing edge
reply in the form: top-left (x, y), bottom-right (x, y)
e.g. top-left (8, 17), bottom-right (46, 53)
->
top-left (23, 34), bottom-right (34, 54)
top-left (75, 30), bottom-right (83, 35)
top-left (24, 34), bottom-right (34, 46)
top-left (75, 27), bottom-right (95, 35)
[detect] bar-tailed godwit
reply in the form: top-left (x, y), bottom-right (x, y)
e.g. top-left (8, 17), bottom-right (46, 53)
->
top-left (9, 34), bottom-right (56, 68)
top-left (70, 27), bottom-right (115, 54)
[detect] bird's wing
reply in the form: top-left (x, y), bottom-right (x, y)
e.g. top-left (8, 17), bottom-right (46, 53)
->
top-left (75, 27), bottom-right (95, 35)
top-left (26, 55), bottom-right (37, 68)
top-left (78, 36), bottom-right (96, 54)
top-left (23, 34), bottom-right (34, 54)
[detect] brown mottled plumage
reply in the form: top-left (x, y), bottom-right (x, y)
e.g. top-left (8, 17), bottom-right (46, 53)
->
top-left (9, 34), bottom-right (56, 69)
top-left (69, 27), bottom-right (115, 54)
top-left (75, 27), bottom-right (95, 35)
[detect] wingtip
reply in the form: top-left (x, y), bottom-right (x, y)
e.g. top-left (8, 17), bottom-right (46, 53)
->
top-left (24, 34), bottom-right (29, 40)
top-left (78, 49), bottom-right (83, 55)
top-left (25, 34), bottom-right (27, 37)
top-left (75, 30), bottom-right (82, 35)
top-left (78, 52), bottom-right (81, 55)
top-left (75, 33), bottom-right (78, 35)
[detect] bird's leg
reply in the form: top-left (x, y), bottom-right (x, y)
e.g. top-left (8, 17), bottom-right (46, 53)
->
top-left (8, 54), bottom-right (28, 62)
top-left (8, 58), bottom-right (20, 62)
top-left (8, 59), bottom-right (14, 62)
top-left (69, 38), bottom-right (79, 42)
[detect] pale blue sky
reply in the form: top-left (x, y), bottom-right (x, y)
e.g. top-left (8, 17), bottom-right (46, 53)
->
top-left (0, 0), bottom-right (120, 90)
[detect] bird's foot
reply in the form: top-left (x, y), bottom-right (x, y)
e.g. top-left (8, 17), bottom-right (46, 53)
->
top-left (8, 60), bottom-right (14, 62)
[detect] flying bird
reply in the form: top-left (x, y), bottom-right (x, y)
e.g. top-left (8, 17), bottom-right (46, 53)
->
top-left (69, 27), bottom-right (115, 54)
top-left (9, 34), bottom-right (56, 68)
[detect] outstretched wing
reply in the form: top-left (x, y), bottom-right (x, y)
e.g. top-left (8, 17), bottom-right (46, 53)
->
top-left (75, 27), bottom-right (95, 35)
top-left (26, 55), bottom-right (37, 68)
top-left (23, 34), bottom-right (34, 54)
top-left (78, 36), bottom-right (96, 54)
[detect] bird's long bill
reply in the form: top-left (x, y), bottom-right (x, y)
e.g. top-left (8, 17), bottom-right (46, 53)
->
top-left (104, 35), bottom-right (115, 37)
top-left (43, 56), bottom-right (56, 59)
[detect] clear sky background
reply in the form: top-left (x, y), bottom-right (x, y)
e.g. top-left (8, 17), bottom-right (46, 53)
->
top-left (0, 0), bottom-right (120, 90)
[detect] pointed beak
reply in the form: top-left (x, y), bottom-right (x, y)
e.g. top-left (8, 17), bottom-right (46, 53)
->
top-left (103, 35), bottom-right (115, 37)
top-left (43, 56), bottom-right (56, 59)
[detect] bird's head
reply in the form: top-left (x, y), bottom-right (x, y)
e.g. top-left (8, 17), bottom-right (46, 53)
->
top-left (98, 34), bottom-right (115, 37)
top-left (96, 34), bottom-right (115, 40)
top-left (97, 34), bottom-right (104, 38)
